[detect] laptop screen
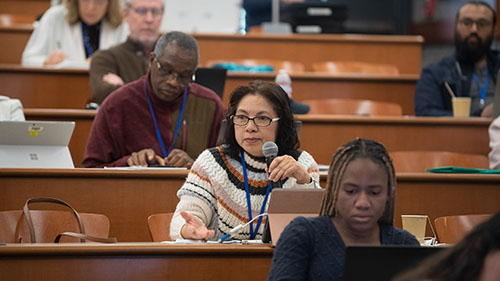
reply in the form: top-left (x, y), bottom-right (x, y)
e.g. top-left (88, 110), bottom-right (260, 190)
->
top-left (194, 67), bottom-right (227, 99)
top-left (0, 121), bottom-right (75, 168)
top-left (343, 246), bottom-right (443, 281)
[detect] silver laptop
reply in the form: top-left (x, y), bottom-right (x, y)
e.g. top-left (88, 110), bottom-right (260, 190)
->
top-left (0, 121), bottom-right (75, 168)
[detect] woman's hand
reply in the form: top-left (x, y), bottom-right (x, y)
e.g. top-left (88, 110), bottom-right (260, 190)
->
top-left (180, 211), bottom-right (215, 240)
top-left (43, 49), bottom-right (68, 66)
top-left (267, 155), bottom-right (311, 184)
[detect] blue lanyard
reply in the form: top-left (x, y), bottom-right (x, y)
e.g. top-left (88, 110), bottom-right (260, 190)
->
top-left (472, 69), bottom-right (489, 107)
top-left (241, 151), bottom-right (272, 239)
top-left (143, 80), bottom-right (188, 158)
top-left (81, 22), bottom-right (96, 58)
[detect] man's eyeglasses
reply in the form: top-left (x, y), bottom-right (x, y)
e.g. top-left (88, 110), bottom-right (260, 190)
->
top-left (231, 115), bottom-right (280, 127)
top-left (154, 58), bottom-right (193, 84)
top-left (459, 18), bottom-right (492, 29)
top-left (132, 7), bottom-right (163, 17)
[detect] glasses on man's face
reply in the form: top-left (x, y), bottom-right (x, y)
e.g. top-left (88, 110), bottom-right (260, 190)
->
top-left (154, 58), bottom-right (193, 85)
top-left (231, 114), bottom-right (280, 127)
top-left (132, 7), bottom-right (163, 17)
top-left (459, 18), bottom-right (492, 30)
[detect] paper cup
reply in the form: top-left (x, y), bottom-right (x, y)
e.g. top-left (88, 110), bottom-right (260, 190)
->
top-left (401, 215), bottom-right (427, 243)
top-left (452, 97), bottom-right (471, 117)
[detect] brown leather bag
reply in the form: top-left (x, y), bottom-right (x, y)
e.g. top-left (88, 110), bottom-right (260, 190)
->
top-left (5, 197), bottom-right (117, 243)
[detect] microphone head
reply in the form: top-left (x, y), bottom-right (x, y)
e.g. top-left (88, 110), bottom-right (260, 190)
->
top-left (262, 141), bottom-right (279, 158)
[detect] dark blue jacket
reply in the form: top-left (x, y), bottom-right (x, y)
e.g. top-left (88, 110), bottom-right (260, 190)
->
top-left (267, 216), bottom-right (419, 281)
top-left (415, 51), bottom-right (500, 116)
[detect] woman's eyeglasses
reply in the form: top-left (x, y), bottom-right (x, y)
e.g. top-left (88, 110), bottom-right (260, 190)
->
top-left (231, 115), bottom-right (280, 127)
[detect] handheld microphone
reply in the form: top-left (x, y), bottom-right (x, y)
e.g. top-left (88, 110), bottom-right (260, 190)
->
top-left (262, 141), bottom-right (282, 189)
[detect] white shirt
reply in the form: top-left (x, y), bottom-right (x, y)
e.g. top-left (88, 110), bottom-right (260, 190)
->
top-left (0, 96), bottom-right (25, 121)
top-left (21, 5), bottom-right (129, 68)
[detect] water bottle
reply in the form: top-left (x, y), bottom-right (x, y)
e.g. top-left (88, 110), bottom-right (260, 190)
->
top-left (275, 69), bottom-right (292, 98)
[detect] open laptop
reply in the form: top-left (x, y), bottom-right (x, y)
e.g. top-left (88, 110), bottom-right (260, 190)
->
top-left (194, 67), bottom-right (227, 99)
top-left (263, 188), bottom-right (325, 246)
top-left (343, 246), bottom-right (444, 281)
top-left (0, 121), bottom-right (75, 168)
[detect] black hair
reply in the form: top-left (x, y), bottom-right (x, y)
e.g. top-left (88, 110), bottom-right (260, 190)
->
top-left (456, 1), bottom-right (497, 26)
top-left (222, 80), bottom-right (299, 159)
top-left (319, 138), bottom-right (396, 224)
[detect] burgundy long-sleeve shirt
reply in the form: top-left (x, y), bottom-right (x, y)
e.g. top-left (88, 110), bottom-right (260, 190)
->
top-left (82, 73), bottom-right (225, 167)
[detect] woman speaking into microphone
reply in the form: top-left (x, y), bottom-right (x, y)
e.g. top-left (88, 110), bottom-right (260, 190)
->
top-left (170, 80), bottom-right (320, 241)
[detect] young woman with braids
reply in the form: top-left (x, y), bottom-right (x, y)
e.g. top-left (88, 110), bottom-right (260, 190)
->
top-left (267, 138), bottom-right (419, 281)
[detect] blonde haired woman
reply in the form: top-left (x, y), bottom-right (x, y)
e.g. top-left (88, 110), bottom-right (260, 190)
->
top-left (22, 0), bottom-right (128, 67)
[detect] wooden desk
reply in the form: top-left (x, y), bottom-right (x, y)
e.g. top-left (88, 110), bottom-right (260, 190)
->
top-left (297, 115), bottom-right (491, 164)
top-left (24, 109), bottom-right (491, 167)
top-left (0, 1), bottom-right (49, 16)
top-left (0, 25), bottom-right (32, 64)
top-left (2, 64), bottom-right (416, 112)
top-left (0, 26), bottom-right (423, 72)
top-left (0, 64), bottom-right (91, 108)
top-left (0, 243), bottom-right (273, 281)
top-left (223, 73), bottom-right (418, 115)
top-left (0, 168), bottom-right (187, 242)
top-left (196, 33), bottom-right (424, 74)
top-left (1, 169), bottom-right (499, 241)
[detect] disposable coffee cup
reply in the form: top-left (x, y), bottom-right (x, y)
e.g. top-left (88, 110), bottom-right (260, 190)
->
top-left (401, 215), bottom-right (427, 244)
top-left (452, 97), bottom-right (471, 117)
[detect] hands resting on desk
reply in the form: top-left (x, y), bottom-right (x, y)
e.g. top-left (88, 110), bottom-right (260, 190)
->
top-left (126, 148), bottom-right (193, 168)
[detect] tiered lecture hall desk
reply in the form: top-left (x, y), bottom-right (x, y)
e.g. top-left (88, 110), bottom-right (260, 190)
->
top-left (0, 243), bottom-right (274, 281)
top-left (0, 65), bottom-right (418, 114)
top-left (24, 109), bottom-right (491, 167)
top-left (1, 168), bottom-right (499, 242)
top-left (0, 25), bottom-right (423, 73)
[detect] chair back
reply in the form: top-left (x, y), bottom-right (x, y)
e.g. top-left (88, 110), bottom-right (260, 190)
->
top-left (0, 210), bottom-right (111, 243)
top-left (312, 61), bottom-right (399, 75)
top-left (390, 151), bottom-right (490, 173)
top-left (302, 98), bottom-right (403, 116)
top-left (434, 214), bottom-right (493, 244)
top-left (148, 213), bottom-right (174, 242)
top-left (206, 59), bottom-right (305, 74)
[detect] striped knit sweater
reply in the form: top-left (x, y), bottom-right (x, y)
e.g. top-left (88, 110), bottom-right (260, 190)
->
top-left (170, 146), bottom-right (320, 241)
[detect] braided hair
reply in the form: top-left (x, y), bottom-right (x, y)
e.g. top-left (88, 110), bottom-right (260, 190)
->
top-left (319, 138), bottom-right (396, 225)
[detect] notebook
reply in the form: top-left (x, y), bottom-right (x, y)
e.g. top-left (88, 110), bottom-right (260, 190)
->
top-left (343, 246), bottom-right (443, 281)
top-left (0, 121), bottom-right (75, 168)
top-left (194, 67), bottom-right (227, 99)
top-left (263, 188), bottom-right (325, 246)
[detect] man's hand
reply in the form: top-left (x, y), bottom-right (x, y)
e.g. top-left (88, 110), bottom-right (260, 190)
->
top-left (166, 149), bottom-right (193, 168)
top-left (127, 148), bottom-right (165, 167)
top-left (481, 103), bottom-right (493, 118)
top-left (180, 211), bottom-right (214, 240)
top-left (43, 49), bottom-right (68, 66)
top-left (103, 73), bottom-right (125, 86)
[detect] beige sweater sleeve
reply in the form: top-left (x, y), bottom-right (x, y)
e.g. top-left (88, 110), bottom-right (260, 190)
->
top-left (169, 195), bottom-right (214, 240)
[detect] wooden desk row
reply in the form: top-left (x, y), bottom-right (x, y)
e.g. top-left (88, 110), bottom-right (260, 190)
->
top-left (0, 243), bottom-right (273, 281)
top-left (24, 109), bottom-right (491, 167)
top-left (1, 168), bottom-right (499, 242)
top-left (0, 22), bottom-right (423, 74)
top-left (0, 64), bottom-right (418, 114)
